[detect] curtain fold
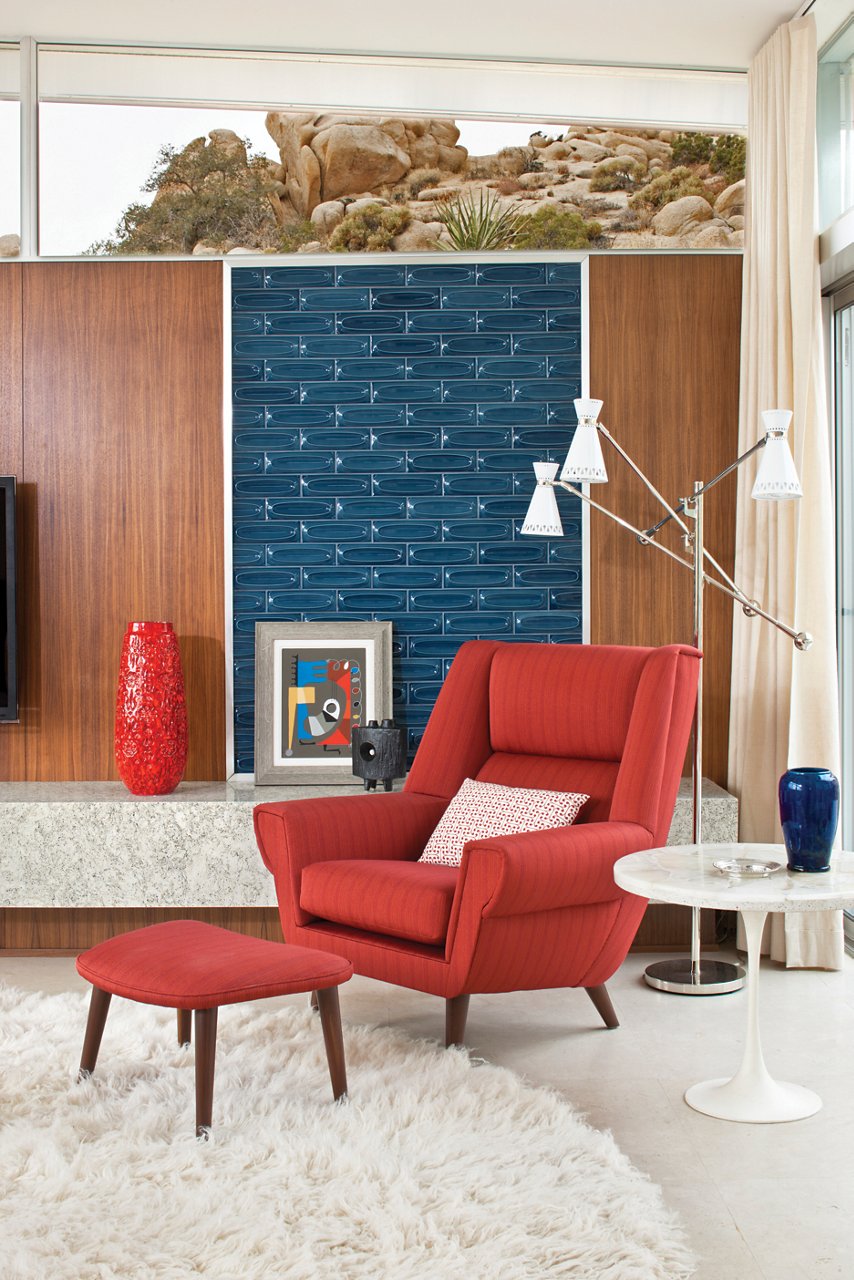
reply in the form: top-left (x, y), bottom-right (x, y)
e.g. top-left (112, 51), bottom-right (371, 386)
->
top-left (728, 14), bottom-right (842, 969)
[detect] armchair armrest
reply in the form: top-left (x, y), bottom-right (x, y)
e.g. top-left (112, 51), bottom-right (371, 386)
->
top-left (255, 791), bottom-right (449, 932)
top-left (461, 820), bottom-right (653, 919)
top-left (254, 791), bottom-right (448, 879)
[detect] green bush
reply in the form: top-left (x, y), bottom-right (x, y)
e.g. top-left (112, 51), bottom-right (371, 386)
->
top-left (630, 166), bottom-right (713, 212)
top-left (513, 206), bottom-right (601, 250)
top-left (436, 190), bottom-right (524, 250)
top-left (89, 136), bottom-right (283, 255)
top-left (328, 203), bottom-right (410, 252)
top-left (710, 134), bottom-right (747, 185)
top-left (589, 157), bottom-right (646, 193)
top-left (670, 132), bottom-right (714, 166)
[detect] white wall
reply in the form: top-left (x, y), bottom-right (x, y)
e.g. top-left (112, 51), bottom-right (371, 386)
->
top-left (2, 0), bottom-right (798, 70)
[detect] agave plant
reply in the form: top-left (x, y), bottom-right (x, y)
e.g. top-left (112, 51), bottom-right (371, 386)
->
top-left (436, 189), bottom-right (524, 251)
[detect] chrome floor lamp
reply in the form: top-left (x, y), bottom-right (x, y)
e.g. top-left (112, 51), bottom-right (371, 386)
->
top-left (522, 399), bottom-right (810, 996)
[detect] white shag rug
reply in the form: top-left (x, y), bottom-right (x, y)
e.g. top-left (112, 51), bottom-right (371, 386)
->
top-left (0, 986), bottom-right (694, 1280)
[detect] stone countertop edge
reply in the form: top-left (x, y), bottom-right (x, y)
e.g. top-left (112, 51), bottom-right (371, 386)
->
top-left (0, 780), bottom-right (396, 804)
top-left (0, 777), bottom-right (730, 804)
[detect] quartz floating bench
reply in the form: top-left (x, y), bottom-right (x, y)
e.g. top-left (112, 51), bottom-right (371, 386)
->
top-left (0, 778), bottom-right (737, 909)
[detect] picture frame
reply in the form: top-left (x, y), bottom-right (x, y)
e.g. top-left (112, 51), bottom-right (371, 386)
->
top-left (254, 620), bottom-right (393, 785)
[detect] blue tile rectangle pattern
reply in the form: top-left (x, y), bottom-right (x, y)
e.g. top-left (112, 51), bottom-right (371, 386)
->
top-left (232, 262), bottom-right (583, 771)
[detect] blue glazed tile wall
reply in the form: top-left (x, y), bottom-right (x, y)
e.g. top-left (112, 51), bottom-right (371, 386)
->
top-left (232, 261), bottom-right (583, 773)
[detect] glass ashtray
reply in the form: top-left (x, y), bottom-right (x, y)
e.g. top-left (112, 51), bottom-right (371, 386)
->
top-left (712, 858), bottom-right (783, 878)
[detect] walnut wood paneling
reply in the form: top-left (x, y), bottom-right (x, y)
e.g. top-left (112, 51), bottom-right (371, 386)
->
top-left (0, 904), bottom-right (707, 955)
top-left (18, 262), bottom-right (225, 780)
top-left (588, 255), bottom-right (743, 787)
top-left (630, 904), bottom-right (717, 951)
top-left (0, 266), bottom-right (26, 778)
top-left (0, 908), bottom-right (283, 955)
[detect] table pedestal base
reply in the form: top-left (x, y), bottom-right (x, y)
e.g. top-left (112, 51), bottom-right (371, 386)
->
top-left (684, 908), bottom-right (822, 1123)
top-left (685, 1075), bottom-right (821, 1123)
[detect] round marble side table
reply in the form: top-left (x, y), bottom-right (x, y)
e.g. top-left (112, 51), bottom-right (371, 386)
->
top-left (614, 844), bottom-right (854, 1123)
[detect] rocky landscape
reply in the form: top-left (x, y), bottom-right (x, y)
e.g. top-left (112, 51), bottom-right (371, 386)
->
top-left (1, 113), bottom-right (745, 257)
top-left (247, 112), bottom-right (745, 255)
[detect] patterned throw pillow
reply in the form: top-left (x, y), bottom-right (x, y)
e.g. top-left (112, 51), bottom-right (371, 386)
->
top-left (418, 777), bottom-right (590, 868)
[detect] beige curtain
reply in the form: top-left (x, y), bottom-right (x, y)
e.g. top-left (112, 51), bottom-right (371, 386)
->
top-left (728, 14), bottom-right (843, 968)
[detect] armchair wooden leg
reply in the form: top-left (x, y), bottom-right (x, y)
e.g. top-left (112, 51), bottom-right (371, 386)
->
top-left (177, 1009), bottom-right (192, 1046)
top-left (309, 990), bottom-right (319, 1012)
top-left (585, 984), bottom-right (619, 1029)
top-left (78, 986), bottom-right (112, 1079)
top-left (445, 994), bottom-right (470, 1048)
top-left (194, 1007), bottom-right (218, 1139)
top-left (316, 987), bottom-right (348, 1101)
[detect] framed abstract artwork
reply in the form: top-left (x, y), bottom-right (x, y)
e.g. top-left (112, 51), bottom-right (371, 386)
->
top-left (254, 621), bottom-right (393, 785)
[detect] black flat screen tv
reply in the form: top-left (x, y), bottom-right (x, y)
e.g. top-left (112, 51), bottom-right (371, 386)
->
top-left (1, 476), bottom-right (18, 722)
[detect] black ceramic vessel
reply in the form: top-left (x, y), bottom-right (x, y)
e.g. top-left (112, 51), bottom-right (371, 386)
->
top-left (351, 719), bottom-right (407, 791)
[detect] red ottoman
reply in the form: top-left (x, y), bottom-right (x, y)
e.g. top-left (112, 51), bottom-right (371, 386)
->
top-left (76, 920), bottom-right (353, 1137)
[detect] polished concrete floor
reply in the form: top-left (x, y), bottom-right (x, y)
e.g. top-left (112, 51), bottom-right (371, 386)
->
top-left (3, 948), bottom-right (852, 1280)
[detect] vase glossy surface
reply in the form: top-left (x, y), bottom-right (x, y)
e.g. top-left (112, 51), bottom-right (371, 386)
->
top-left (778, 767), bottom-right (839, 872)
top-left (115, 621), bottom-right (188, 795)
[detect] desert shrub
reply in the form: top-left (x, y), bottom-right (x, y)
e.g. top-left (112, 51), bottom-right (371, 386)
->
top-left (608, 207), bottom-right (647, 232)
top-left (520, 154), bottom-right (545, 174)
top-left (328, 204), bottom-right (410, 252)
top-left (279, 219), bottom-right (318, 252)
top-left (493, 177), bottom-right (522, 196)
top-left (629, 166), bottom-right (713, 212)
top-left (589, 157), bottom-right (646, 193)
top-left (89, 136), bottom-right (284, 254)
top-left (513, 206), bottom-right (601, 250)
top-left (670, 132), bottom-right (715, 166)
top-left (436, 190), bottom-right (524, 250)
top-left (493, 147), bottom-right (531, 178)
top-left (519, 172), bottom-right (551, 189)
top-left (407, 168), bottom-right (442, 197)
top-left (562, 193), bottom-right (619, 216)
top-left (710, 134), bottom-right (747, 184)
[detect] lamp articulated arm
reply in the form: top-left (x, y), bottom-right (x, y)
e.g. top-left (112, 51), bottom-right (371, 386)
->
top-left (553, 474), bottom-right (812, 651)
top-left (589, 424), bottom-right (811, 650)
top-left (523, 403), bottom-right (811, 653)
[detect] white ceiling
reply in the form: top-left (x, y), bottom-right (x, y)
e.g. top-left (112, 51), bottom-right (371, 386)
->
top-left (0, 0), bottom-right (828, 72)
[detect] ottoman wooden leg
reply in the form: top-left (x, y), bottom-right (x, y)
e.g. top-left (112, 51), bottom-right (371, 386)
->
top-left (194, 1007), bottom-right (218, 1138)
top-left (315, 987), bottom-right (348, 1101)
top-left (309, 990), bottom-right (319, 1012)
top-left (78, 986), bottom-right (112, 1080)
top-left (177, 1009), bottom-right (192, 1046)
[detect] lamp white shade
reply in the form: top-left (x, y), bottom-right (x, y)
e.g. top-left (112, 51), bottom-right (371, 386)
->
top-left (574, 398), bottom-right (604, 423)
top-left (521, 462), bottom-right (563, 536)
top-left (751, 410), bottom-right (802, 500)
top-left (561, 423), bottom-right (608, 484)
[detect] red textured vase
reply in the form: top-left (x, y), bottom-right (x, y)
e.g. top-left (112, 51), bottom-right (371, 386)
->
top-left (115, 621), bottom-right (188, 795)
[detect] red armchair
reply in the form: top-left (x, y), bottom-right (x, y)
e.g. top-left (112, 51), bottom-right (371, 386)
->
top-left (254, 640), bottom-right (700, 1046)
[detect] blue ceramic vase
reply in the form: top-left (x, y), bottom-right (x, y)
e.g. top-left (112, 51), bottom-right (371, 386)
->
top-left (778, 767), bottom-right (839, 872)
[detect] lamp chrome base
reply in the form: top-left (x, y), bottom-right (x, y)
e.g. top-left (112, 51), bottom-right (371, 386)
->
top-left (643, 957), bottom-right (746, 995)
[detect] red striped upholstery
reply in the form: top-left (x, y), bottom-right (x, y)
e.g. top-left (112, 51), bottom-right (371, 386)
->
top-left (76, 920), bottom-right (352, 1009)
top-left (475, 754), bottom-right (618, 824)
top-left (488, 643), bottom-right (647, 761)
top-left (301, 859), bottom-right (459, 945)
top-left (254, 640), bottom-right (700, 1004)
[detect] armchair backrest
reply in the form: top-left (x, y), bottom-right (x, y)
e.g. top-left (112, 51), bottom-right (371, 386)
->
top-left (404, 640), bottom-right (700, 845)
